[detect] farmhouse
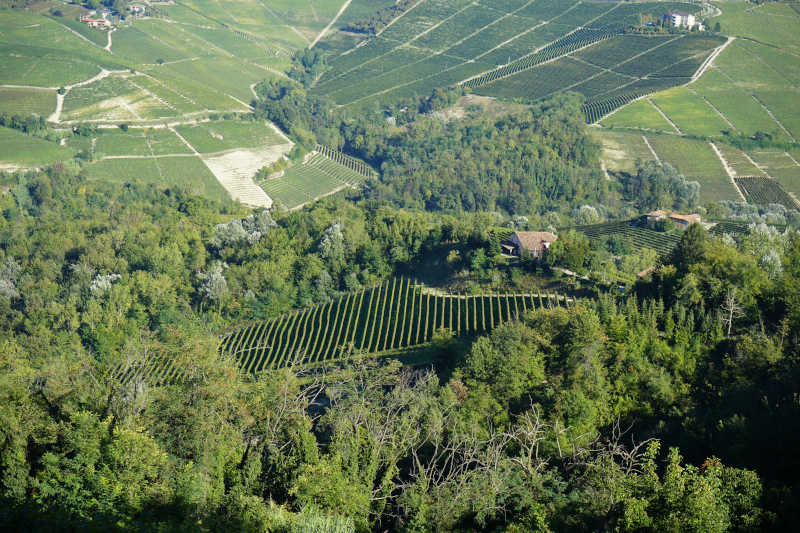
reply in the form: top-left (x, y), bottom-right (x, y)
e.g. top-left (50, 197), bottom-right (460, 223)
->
top-left (665, 10), bottom-right (699, 29)
top-left (80, 16), bottom-right (111, 29)
top-left (646, 210), bottom-right (702, 229)
top-left (502, 231), bottom-right (558, 258)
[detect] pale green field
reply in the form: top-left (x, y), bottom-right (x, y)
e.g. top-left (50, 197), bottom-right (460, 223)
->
top-left (645, 134), bottom-right (740, 203)
top-left (716, 143), bottom-right (766, 177)
top-left (0, 11), bottom-right (128, 86)
top-left (712, 0), bottom-right (800, 54)
top-left (601, 99), bottom-right (675, 132)
top-left (691, 68), bottom-right (789, 140)
top-left (83, 155), bottom-right (228, 201)
top-left (594, 129), bottom-right (658, 173)
top-left (650, 87), bottom-right (731, 138)
top-left (0, 126), bottom-right (74, 167)
top-left (749, 151), bottom-right (800, 195)
top-left (0, 87), bottom-right (56, 116)
top-left (175, 120), bottom-right (285, 154)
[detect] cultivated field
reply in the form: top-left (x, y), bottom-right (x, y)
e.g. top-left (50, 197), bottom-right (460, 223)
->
top-left (735, 177), bottom-right (798, 209)
top-left (0, 87), bottom-right (56, 117)
top-left (220, 278), bottom-right (571, 373)
top-left (311, 0), bottom-right (717, 117)
top-left (596, 0), bottom-right (800, 211)
top-left (573, 219), bottom-right (681, 256)
top-left (645, 134), bottom-right (741, 203)
top-left (82, 155), bottom-right (229, 201)
top-left (259, 148), bottom-right (375, 210)
top-left (175, 120), bottom-right (286, 154)
top-left (0, 126), bottom-right (75, 167)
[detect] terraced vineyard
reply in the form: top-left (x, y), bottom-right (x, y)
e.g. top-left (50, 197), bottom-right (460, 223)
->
top-left (220, 279), bottom-right (571, 373)
top-left (573, 219), bottom-right (681, 255)
top-left (734, 177), bottom-right (799, 209)
top-left (259, 147), bottom-right (375, 209)
top-left (312, 0), bottom-right (719, 116)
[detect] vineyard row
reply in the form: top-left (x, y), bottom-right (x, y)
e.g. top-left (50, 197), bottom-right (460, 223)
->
top-left (220, 279), bottom-right (572, 373)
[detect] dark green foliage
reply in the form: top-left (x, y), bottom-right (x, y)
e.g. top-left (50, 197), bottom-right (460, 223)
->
top-left (621, 160), bottom-right (701, 211)
top-left (255, 80), bottom-right (606, 214)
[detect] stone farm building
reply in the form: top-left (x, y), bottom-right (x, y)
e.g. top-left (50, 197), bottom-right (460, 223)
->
top-left (665, 10), bottom-right (699, 29)
top-left (502, 231), bottom-right (558, 258)
top-left (646, 210), bottom-right (701, 229)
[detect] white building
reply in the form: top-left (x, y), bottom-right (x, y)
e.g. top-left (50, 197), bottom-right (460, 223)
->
top-left (667, 11), bottom-right (698, 29)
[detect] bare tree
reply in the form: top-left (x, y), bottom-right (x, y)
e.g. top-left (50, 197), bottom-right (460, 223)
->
top-left (720, 287), bottom-right (745, 336)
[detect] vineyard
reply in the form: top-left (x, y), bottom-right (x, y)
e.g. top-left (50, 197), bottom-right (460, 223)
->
top-left (734, 177), bottom-right (799, 209)
top-left (583, 93), bottom-right (645, 124)
top-left (462, 28), bottom-right (613, 89)
top-left (312, 0), bottom-right (708, 109)
top-left (220, 279), bottom-right (572, 373)
top-left (572, 219), bottom-right (681, 255)
top-left (259, 146), bottom-right (374, 209)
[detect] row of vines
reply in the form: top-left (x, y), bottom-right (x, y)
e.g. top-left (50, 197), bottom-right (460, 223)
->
top-left (462, 28), bottom-right (613, 89)
top-left (220, 279), bottom-right (572, 373)
top-left (316, 144), bottom-right (377, 180)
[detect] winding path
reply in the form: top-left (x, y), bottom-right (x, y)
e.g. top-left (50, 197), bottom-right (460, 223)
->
top-left (48, 68), bottom-right (126, 123)
top-left (104, 28), bottom-right (114, 53)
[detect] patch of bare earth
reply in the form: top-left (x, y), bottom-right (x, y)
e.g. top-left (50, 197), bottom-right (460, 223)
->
top-left (202, 143), bottom-right (293, 208)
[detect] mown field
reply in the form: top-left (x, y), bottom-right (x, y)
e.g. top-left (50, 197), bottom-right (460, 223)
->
top-left (220, 279), bottom-right (571, 373)
top-left (601, 98), bottom-right (675, 132)
top-left (311, 0), bottom-right (716, 117)
top-left (593, 129), bottom-right (656, 173)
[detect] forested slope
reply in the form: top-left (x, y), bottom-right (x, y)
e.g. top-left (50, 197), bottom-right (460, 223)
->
top-left (1, 163), bottom-right (800, 531)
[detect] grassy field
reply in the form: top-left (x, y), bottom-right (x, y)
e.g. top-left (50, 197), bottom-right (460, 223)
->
top-left (713, 0), bottom-right (800, 54)
top-left (593, 129), bottom-right (658, 173)
top-left (175, 120), bottom-right (285, 154)
top-left (601, 99), bottom-right (676, 132)
top-left (82, 155), bottom-right (228, 201)
top-left (645, 134), bottom-right (740, 203)
top-left (0, 87), bottom-right (56, 116)
top-left (0, 126), bottom-right (75, 167)
top-left (649, 87), bottom-right (731, 137)
top-left (690, 67), bottom-right (789, 140)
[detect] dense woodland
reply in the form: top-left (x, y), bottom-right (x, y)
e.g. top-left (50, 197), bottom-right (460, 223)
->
top-left (0, 149), bottom-right (799, 531)
top-left (255, 82), bottom-right (606, 215)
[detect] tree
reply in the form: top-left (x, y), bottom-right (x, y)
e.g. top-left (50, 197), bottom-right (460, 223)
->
top-left (719, 287), bottom-right (744, 336)
top-left (669, 223), bottom-right (707, 274)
